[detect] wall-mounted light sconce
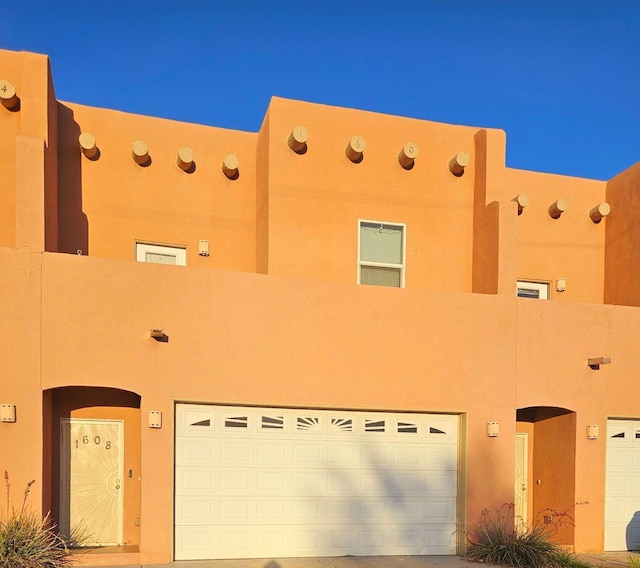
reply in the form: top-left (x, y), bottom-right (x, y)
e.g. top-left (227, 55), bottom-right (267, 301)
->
top-left (150, 329), bottom-right (168, 343)
top-left (79, 132), bottom-right (99, 160)
top-left (198, 240), bottom-right (210, 257)
top-left (222, 154), bottom-right (239, 180)
top-left (148, 411), bottom-right (162, 429)
top-left (587, 424), bottom-right (599, 440)
top-left (132, 140), bottom-right (150, 166)
top-left (487, 421), bottom-right (499, 437)
top-left (0, 79), bottom-right (19, 110)
top-left (449, 151), bottom-right (470, 176)
top-left (589, 202), bottom-right (611, 224)
top-left (288, 125), bottom-right (309, 154)
top-left (549, 198), bottom-right (568, 219)
top-left (588, 356), bottom-right (611, 370)
top-left (556, 278), bottom-right (566, 293)
top-left (177, 147), bottom-right (194, 172)
top-left (345, 135), bottom-right (366, 163)
top-left (512, 193), bottom-right (530, 215)
top-left (398, 142), bottom-right (419, 170)
top-left (1, 404), bottom-right (16, 423)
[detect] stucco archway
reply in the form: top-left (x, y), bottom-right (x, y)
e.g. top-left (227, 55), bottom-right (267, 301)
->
top-left (516, 406), bottom-right (576, 546)
top-left (44, 387), bottom-right (141, 549)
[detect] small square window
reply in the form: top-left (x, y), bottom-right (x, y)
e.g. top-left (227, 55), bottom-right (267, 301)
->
top-left (358, 220), bottom-right (405, 287)
top-left (136, 243), bottom-right (186, 266)
top-left (516, 281), bottom-right (549, 299)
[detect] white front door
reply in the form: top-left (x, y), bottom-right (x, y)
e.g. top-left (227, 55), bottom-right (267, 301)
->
top-left (515, 433), bottom-right (528, 527)
top-left (174, 404), bottom-right (459, 560)
top-left (605, 419), bottom-right (640, 550)
top-left (60, 419), bottom-right (125, 546)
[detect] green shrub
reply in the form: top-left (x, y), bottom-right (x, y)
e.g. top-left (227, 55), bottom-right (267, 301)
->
top-left (628, 554), bottom-right (640, 568)
top-left (466, 503), bottom-right (587, 568)
top-left (0, 471), bottom-right (75, 568)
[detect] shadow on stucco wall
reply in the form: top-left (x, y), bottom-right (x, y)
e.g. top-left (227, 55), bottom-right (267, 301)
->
top-left (56, 103), bottom-right (88, 256)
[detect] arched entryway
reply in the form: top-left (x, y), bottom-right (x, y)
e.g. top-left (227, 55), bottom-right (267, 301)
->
top-left (44, 387), bottom-right (141, 549)
top-left (516, 406), bottom-right (576, 546)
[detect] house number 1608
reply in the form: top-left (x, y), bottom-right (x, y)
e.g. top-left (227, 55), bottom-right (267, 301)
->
top-left (75, 436), bottom-right (112, 449)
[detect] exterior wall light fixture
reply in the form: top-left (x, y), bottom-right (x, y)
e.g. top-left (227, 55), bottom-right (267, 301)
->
top-left (148, 411), bottom-right (162, 429)
top-left (1, 404), bottom-right (16, 423)
top-left (198, 240), bottom-right (210, 256)
top-left (150, 329), bottom-right (167, 342)
top-left (587, 424), bottom-right (599, 440)
top-left (556, 278), bottom-right (566, 292)
top-left (588, 356), bottom-right (611, 370)
top-left (487, 421), bottom-right (499, 437)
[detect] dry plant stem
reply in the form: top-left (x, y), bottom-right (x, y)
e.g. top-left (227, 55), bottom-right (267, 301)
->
top-left (1, 471), bottom-right (78, 568)
top-left (466, 503), bottom-right (582, 568)
top-left (4, 470), bottom-right (9, 515)
top-left (20, 479), bottom-right (35, 516)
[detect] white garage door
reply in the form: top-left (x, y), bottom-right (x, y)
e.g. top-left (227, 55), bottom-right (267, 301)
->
top-left (605, 419), bottom-right (640, 550)
top-left (175, 404), bottom-right (459, 560)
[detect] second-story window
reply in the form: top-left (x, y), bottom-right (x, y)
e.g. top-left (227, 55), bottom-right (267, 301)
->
top-left (136, 242), bottom-right (186, 266)
top-left (516, 280), bottom-right (549, 299)
top-left (358, 220), bottom-right (405, 287)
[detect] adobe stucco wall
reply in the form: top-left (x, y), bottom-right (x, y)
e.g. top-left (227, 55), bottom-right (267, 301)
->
top-left (605, 161), bottom-right (640, 306)
top-left (32, 250), bottom-right (640, 557)
top-left (516, 299), bottom-right (640, 551)
top-left (39, 251), bottom-right (517, 561)
top-left (0, 249), bottom-right (43, 509)
top-left (260, 98), bottom-right (480, 290)
top-left (57, 102), bottom-right (257, 271)
top-left (505, 168), bottom-right (607, 304)
top-left (0, 50), bottom-right (57, 252)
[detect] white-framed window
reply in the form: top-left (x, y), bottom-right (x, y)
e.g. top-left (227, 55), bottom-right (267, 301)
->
top-left (516, 280), bottom-right (549, 299)
top-left (135, 242), bottom-right (186, 266)
top-left (358, 220), bottom-right (405, 288)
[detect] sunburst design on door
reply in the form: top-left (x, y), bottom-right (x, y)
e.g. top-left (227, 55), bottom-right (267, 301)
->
top-left (61, 419), bottom-right (124, 546)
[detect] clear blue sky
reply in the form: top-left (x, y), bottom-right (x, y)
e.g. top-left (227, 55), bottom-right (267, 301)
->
top-left (2, 1), bottom-right (638, 180)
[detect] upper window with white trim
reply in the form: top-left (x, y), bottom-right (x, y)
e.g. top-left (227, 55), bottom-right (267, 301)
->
top-left (358, 220), bottom-right (405, 287)
top-left (136, 242), bottom-right (186, 266)
top-left (516, 280), bottom-right (549, 299)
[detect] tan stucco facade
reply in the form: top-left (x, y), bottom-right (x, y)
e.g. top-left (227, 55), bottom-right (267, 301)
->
top-left (1, 48), bottom-right (640, 564)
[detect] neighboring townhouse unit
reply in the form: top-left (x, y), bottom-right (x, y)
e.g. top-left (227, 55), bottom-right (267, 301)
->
top-left (2, 48), bottom-right (640, 566)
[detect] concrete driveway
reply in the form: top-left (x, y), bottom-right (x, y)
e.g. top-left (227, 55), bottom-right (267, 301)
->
top-left (75, 551), bottom-right (637, 568)
top-left (164, 556), bottom-right (477, 568)
top-left (78, 556), bottom-right (482, 568)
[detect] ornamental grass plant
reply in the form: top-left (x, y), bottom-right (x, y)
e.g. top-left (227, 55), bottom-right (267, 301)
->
top-left (466, 503), bottom-right (590, 568)
top-left (0, 471), bottom-right (76, 568)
